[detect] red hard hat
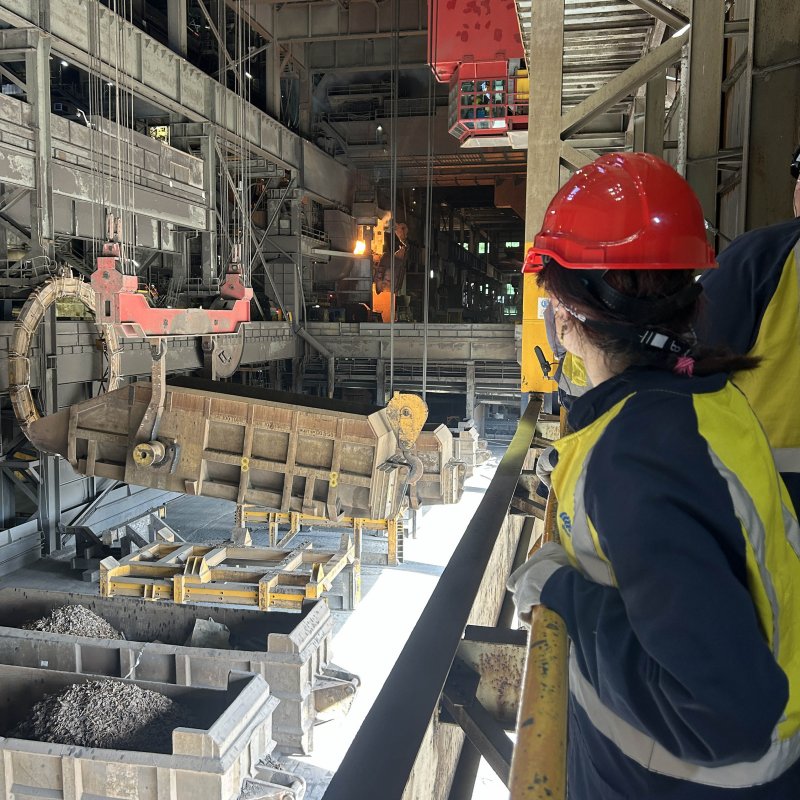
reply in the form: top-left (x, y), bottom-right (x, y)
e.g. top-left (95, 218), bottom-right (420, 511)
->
top-left (523, 153), bottom-right (716, 273)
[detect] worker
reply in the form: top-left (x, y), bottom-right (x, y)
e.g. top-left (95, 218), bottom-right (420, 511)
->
top-left (539, 292), bottom-right (590, 406)
top-left (698, 145), bottom-right (800, 513)
top-left (509, 153), bottom-right (800, 799)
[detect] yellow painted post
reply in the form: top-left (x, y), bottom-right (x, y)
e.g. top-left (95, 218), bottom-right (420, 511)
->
top-left (521, 252), bottom-right (556, 394)
top-left (269, 513), bottom-right (278, 546)
top-left (354, 520), bottom-right (363, 563)
top-left (387, 517), bottom-right (398, 566)
top-left (510, 410), bottom-right (569, 799)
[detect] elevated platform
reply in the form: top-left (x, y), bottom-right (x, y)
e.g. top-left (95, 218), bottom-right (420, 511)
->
top-left (304, 322), bottom-right (518, 362)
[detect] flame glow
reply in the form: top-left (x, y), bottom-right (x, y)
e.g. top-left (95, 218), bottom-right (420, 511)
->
top-left (353, 240), bottom-right (367, 256)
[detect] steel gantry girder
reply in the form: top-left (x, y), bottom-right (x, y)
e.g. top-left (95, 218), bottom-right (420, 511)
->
top-left (0, 0), bottom-right (353, 210)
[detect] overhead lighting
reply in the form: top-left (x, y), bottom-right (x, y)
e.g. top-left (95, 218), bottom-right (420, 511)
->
top-left (376, 124), bottom-right (383, 133)
top-left (353, 240), bottom-right (367, 256)
top-left (60, 60), bottom-right (69, 67)
top-left (106, 81), bottom-right (114, 87)
top-left (429, 269), bottom-right (434, 279)
top-left (244, 71), bottom-right (253, 79)
top-left (672, 23), bottom-right (690, 38)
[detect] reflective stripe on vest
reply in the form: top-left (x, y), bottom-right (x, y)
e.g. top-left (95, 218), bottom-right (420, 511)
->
top-left (774, 447), bottom-right (800, 473)
top-left (569, 652), bottom-right (800, 788)
top-left (553, 386), bottom-right (800, 787)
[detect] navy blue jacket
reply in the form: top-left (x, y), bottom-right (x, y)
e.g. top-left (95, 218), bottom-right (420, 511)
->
top-left (541, 368), bottom-right (800, 799)
top-left (700, 218), bottom-right (800, 512)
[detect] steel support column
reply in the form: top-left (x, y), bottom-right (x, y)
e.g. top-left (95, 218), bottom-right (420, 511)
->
top-left (19, 30), bottom-right (60, 552)
top-left (524, 0), bottom-right (564, 243)
top-left (631, 95), bottom-right (646, 152)
top-left (0, 472), bottom-right (16, 528)
top-left (167, 0), bottom-right (188, 58)
top-left (521, 0), bottom-right (563, 396)
top-left (38, 304), bottom-right (60, 553)
top-left (376, 359), bottom-right (386, 406)
top-left (644, 71), bottom-right (667, 157)
top-left (267, 7), bottom-right (282, 121)
top-left (684, 1), bottom-right (725, 229)
top-left (200, 131), bottom-right (218, 287)
top-left (742, 0), bottom-right (800, 230)
top-left (23, 31), bottom-right (53, 260)
top-left (465, 362), bottom-right (476, 420)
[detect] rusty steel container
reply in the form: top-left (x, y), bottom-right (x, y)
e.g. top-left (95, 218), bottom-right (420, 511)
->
top-left (27, 378), bottom-right (423, 521)
top-left (408, 424), bottom-right (466, 508)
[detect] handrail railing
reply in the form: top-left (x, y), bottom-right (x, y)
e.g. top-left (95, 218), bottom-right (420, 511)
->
top-left (509, 429), bottom-right (569, 798)
top-left (322, 397), bottom-right (542, 800)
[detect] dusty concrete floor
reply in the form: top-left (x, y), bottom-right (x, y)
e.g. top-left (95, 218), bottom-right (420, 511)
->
top-left (1, 449), bottom-right (509, 799)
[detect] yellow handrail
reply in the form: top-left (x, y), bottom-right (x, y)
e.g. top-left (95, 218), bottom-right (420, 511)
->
top-left (509, 412), bottom-right (569, 799)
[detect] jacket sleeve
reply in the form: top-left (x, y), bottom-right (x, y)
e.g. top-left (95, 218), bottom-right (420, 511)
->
top-left (699, 220), bottom-right (800, 353)
top-left (540, 392), bottom-right (789, 766)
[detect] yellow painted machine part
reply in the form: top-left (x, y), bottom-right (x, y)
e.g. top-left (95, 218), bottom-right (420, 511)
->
top-left (510, 410), bottom-right (568, 799)
top-left (521, 268), bottom-right (556, 394)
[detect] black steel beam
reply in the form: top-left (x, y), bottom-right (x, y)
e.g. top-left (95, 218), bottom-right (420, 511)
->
top-left (323, 397), bottom-right (541, 800)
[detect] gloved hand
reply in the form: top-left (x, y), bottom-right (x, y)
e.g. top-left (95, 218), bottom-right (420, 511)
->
top-left (507, 542), bottom-right (571, 623)
top-left (535, 446), bottom-right (558, 493)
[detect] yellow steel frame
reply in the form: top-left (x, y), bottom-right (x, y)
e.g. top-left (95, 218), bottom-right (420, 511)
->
top-left (99, 538), bottom-right (359, 611)
top-left (242, 508), bottom-right (403, 566)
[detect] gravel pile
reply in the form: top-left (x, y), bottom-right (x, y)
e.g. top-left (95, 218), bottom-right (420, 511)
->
top-left (11, 680), bottom-right (198, 753)
top-left (22, 605), bottom-right (123, 640)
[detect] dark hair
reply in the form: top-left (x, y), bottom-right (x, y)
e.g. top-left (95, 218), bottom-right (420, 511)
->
top-left (537, 259), bottom-right (759, 376)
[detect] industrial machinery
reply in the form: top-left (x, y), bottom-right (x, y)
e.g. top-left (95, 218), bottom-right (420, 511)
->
top-left (429, 0), bottom-right (529, 148)
top-left (26, 377), bottom-right (428, 522)
top-left (408, 424), bottom-right (467, 509)
top-left (92, 216), bottom-right (253, 340)
top-left (11, 208), bottom-right (431, 524)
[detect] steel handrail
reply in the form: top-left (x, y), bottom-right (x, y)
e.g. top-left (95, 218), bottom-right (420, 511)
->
top-left (509, 410), bottom-right (569, 799)
top-left (322, 397), bottom-right (542, 800)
